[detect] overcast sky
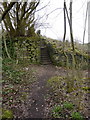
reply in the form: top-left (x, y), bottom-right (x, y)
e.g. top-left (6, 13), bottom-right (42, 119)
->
top-left (36, 0), bottom-right (89, 43)
top-left (0, 0), bottom-right (89, 43)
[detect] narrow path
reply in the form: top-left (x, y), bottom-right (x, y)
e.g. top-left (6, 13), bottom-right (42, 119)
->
top-left (28, 70), bottom-right (51, 118)
top-left (22, 65), bottom-right (67, 118)
top-left (14, 65), bottom-right (90, 119)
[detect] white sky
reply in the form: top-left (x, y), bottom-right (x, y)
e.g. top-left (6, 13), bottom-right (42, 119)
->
top-left (36, 0), bottom-right (89, 43)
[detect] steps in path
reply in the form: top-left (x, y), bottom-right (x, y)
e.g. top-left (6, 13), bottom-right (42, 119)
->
top-left (40, 47), bottom-right (52, 65)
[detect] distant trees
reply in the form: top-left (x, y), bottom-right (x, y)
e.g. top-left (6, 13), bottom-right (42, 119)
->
top-left (63, 0), bottom-right (75, 52)
top-left (0, 0), bottom-right (40, 37)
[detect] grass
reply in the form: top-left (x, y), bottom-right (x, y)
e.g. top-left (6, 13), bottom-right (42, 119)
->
top-left (63, 102), bottom-right (74, 110)
top-left (71, 112), bottom-right (84, 120)
top-left (47, 74), bottom-right (86, 119)
top-left (51, 103), bottom-right (84, 119)
top-left (52, 105), bottom-right (62, 113)
top-left (47, 76), bottom-right (64, 91)
top-left (51, 105), bottom-right (63, 118)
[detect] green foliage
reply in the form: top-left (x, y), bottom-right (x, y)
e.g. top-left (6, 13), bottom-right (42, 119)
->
top-left (51, 104), bottom-right (84, 119)
top-left (47, 76), bottom-right (75, 93)
top-left (63, 102), bottom-right (74, 110)
top-left (2, 84), bottom-right (14, 95)
top-left (2, 109), bottom-right (13, 119)
top-left (2, 58), bottom-right (15, 66)
top-left (52, 105), bottom-right (63, 118)
top-left (82, 86), bottom-right (90, 91)
top-left (46, 38), bottom-right (89, 69)
top-left (48, 76), bottom-right (62, 84)
top-left (2, 37), bottom-right (16, 59)
top-left (52, 113), bottom-right (61, 118)
top-left (2, 57), bottom-right (37, 117)
top-left (2, 58), bottom-right (24, 84)
top-left (15, 36), bottom-right (40, 64)
top-left (52, 105), bottom-right (62, 113)
top-left (71, 112), bottom-right (84, 120)
top-left (47, 76), bottom-right (63, 90)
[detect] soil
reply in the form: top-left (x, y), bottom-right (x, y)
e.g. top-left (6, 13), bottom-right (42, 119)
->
top-left (3, 64), bottom-right (89, 119)
top-left (14, 65), bottom-right (68, 118)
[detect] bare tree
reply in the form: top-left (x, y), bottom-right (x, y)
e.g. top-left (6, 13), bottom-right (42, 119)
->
top-left (63, 0), bottom-right (66, 50)
top-left (1, 0), bottom-right (40, 37)
top-left (64, 1), bottom-right (75, 52)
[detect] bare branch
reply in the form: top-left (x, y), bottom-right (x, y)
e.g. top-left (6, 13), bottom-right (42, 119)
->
top-left (46, 8), bottom-right (63, 17)
top-left (35, 1), bottom-right (50, 12)
top-left (0, 2), bottom-right (16, 22)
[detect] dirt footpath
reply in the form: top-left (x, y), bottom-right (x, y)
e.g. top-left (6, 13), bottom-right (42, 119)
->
top-left (19, 65), bottom-right (67, 118)
top-left (14, 65), bottom-right (89, 119)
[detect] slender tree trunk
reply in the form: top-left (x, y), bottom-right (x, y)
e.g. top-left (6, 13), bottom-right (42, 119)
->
top-left (83, 5), bottom-right (87, 45)
top-left (65, 2), bottom-right (75, 52)
top-left (3, 37), bottom-right (11, 59)
top-left (1, 23), bottom-right (11, 59)
top-left (63, 1), bottom-right (66, 51)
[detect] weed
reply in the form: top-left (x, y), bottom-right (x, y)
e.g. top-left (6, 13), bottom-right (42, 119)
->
top-left (52, 113), bottom-right (61, 118)
top-left (52, 105), bottom-right (62, 113)
top-left (52, 105), bottom-right (62, 118)
top-left (71, 112), bottom-right (84, 120)
top-left (63, 102), bottom-right (74, 110)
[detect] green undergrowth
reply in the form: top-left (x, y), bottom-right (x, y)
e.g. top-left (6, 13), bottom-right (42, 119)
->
top-left (2, 58), bottom-right (37, 118)
top-left (45, 38), bottom-right (89, 70)
top-left (47, 74), bottom-right (86, 119)
top-left (2, 109), bottom-right (13, 119)
top-left (51, 103), bottom-right (84, 119)
top-left (47, 75), bottom-right (83, 93)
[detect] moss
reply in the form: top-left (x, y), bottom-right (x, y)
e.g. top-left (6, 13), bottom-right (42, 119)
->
top-left (14, 36), bottom-right (41, 64)
top-left (2, 109), bottom-right (13, 119)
